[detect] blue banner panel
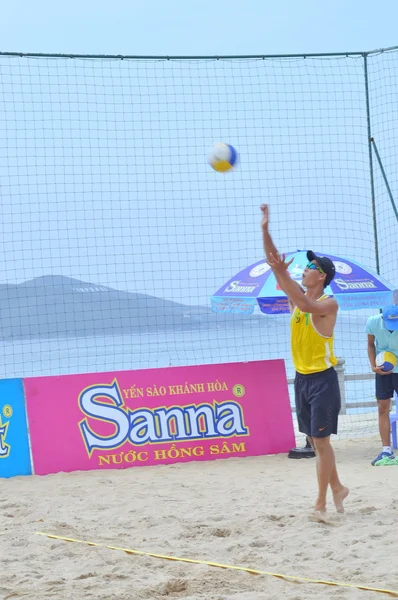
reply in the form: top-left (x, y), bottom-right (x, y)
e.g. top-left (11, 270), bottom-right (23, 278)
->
top-left (0, 379), bottom-right (32, 478)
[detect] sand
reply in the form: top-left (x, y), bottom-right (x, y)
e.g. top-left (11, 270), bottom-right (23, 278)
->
top-left (1, 435), bottom-right (398, 600)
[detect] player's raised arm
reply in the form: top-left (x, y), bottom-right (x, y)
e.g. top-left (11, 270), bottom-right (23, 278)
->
top-left (260, 204), bottom-right (301, 313)
top-left (260, 204), bottom-right (279, 263)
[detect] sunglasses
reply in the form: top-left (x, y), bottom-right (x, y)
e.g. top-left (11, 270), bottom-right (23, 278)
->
top-left (306, 261), bottom-right (325, 275)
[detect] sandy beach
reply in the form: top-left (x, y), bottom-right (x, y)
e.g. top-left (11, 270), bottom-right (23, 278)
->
top-left (2, 435), bottom-right (398, 600)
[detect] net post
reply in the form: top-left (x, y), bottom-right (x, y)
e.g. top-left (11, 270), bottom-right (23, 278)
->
top-left (364, 54), bottom-right (380, 275)
top-left (370, 138), bottom-right (398, 223)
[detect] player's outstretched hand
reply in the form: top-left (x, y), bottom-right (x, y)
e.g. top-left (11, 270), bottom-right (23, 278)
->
top-left (260, 204), bottom-right (269, 229)
top-left (267, 252), bottom-right (294, 273)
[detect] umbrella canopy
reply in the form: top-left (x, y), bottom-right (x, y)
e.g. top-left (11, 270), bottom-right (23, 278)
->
top-left (211, 250), bottom-right (395, 315)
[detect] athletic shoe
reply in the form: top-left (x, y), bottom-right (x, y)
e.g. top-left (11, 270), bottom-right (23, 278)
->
top-left (371, 451), bottom-right (395, 466)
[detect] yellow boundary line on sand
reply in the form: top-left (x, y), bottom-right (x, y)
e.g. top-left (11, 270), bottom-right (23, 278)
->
top-left (35, 532), bottom-right (398, 597)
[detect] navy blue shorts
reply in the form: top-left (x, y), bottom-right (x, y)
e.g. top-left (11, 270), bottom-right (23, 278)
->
top-left (294, 367), bottom-right (341, 438)
top-left (375, 373), bottom-right (398, 401)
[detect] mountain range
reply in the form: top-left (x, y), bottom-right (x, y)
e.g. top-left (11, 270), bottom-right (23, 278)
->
top-left (0, 275), bottom-right (258, 340)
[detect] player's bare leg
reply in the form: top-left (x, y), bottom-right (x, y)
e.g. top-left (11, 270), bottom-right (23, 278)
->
top-left (377, 399), bottom-right (392, 447)
top-left (312, 436), bottom-right (348, 513)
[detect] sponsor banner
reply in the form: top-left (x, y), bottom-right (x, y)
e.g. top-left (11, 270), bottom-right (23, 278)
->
top-left (0, 379), bottom-right (32, 478)
top-left (24, 360), bottom-right (294, 475)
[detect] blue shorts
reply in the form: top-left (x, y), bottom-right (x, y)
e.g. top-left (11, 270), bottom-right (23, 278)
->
top-left (375, 373), bottom-right (398, 401)
top-left (294, 367), bottom-right (341, 438)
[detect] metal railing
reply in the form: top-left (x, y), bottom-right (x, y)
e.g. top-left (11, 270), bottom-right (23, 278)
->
top-left (287, 358), bottom-right (376, 414)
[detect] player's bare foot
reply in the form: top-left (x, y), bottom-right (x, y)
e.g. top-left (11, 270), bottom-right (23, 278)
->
top-left (309, 510), bottom-right (330, 524)
top-left (314, 500), bottom-right (326, 513)
top-left (333, 486), bottom-right (349, 513)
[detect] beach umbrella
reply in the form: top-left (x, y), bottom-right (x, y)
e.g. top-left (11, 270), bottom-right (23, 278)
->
top-left (211, 250), bottom-right (395, 315)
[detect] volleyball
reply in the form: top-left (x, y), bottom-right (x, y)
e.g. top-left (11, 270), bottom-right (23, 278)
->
top-left (376, 351), bottom-right (397, 372)
top-left (208, 142), bottom-right (238, 172)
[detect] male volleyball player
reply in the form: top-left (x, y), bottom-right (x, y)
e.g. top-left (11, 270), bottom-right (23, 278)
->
top-left (366, 302), bottom-right (398, 466)
top-left (260, 204), bottom-right (349, 514)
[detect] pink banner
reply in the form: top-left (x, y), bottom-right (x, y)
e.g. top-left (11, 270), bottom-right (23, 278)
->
top-left (24, 360), bottom-right (294, 475)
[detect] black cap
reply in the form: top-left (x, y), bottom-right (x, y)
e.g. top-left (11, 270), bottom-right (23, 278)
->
top-left (307, 251), bottom-right (336, 287)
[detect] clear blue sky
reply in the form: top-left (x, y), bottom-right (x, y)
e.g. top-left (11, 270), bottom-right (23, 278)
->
top-left (0, 0), bottom-right (397, 305)
top-left (0, 0), bottom-right (397, 56)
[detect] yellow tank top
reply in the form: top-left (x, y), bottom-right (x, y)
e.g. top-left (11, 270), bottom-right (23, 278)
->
top-left (290, 294), bottom-right (337, 375)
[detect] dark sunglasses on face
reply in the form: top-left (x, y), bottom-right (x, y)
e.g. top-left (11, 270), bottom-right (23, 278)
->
top-left (306, 261), bottom-right (325, 275)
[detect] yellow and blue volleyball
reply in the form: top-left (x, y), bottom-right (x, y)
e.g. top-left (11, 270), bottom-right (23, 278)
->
top-left (209, 142), bottom-right (238, 172)
top-left (376, 351), bottom-right (397, 372)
